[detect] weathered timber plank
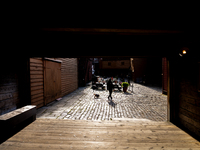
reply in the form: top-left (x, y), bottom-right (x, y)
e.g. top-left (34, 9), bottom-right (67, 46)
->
top-left (1, 141), bottom-right (198, 150)
top-left (30, 66), bottom-right (43, 71)
top-left (31, 85), bottom-right (43, 91)
top-left (30, 74), bottom-right (43, 79)
top-left (30, 63), bottom-right (43, 67)
top-left (179, 113), bottom-right (200, 129)
top-left (1, 141), bottom-right (200, 150)
top-left (179, 108), bottom-right (200, 122)
top-left (179, 100), bottom-right (200, 116)
top-left (30, 78), bottom-right (43, 83)
top-left (8, 135), bottom-right (197, 144)
top-left (31, 96), bottom-right (44, 103)
top-left (30, 70), bottom-right (43, 75)
top-left (0, 84), bottom-right (18, 94)
top-left (31, 89), bottom-right (43, 96)
top-left (30, 58), bottom-right (43, 64)
top-left (31, 93), bottom-right (43, 100)
top-left (27, 120), bottom-right (174, 127)
top-left (1, 119), bottom-right (199, 150)
top-left (179, 117), bottom-right (200, 137)
top-left (35, 103), bottom-right (44, 109)
top-left (32, 101), bottom-right (43, 108)
top-left (30, 82), bottom-right (43, 87)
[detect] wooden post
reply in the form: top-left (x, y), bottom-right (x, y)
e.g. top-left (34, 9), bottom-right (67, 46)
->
top-left (167, 59), bottom-right (170, 122)
top-left (167, 57), bottom-right (179, 123)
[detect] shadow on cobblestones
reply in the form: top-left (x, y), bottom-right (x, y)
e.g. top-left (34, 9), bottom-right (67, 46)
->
top-left (123, 92), bottom-right (133, 95)
top-left (108, 100), bottom-right (117, 108)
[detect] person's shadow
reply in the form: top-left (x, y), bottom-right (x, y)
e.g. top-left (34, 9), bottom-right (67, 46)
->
top-left (108, 99), bottom-right (117, 108)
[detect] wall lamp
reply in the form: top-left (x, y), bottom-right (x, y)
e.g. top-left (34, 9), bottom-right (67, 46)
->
top-left (179, 47), bottom-right (189, 57)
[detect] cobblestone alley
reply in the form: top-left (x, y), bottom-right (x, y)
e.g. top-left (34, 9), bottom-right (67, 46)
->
top-left (37, 82), bottom-right (167, 121)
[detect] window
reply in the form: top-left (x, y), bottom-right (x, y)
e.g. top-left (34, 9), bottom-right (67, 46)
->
top-left (121, 62), bottom-right (124, 65)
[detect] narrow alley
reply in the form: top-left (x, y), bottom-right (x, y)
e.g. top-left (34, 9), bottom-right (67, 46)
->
top-left (37, 82), bottom-right (167, 122)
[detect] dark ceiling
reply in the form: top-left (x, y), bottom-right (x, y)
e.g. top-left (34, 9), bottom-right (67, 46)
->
top-left (5, 4), bottom-right (199, 58)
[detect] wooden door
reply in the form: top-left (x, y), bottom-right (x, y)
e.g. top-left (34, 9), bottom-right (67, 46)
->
top-left (44, 60), bottom-right (61, 105)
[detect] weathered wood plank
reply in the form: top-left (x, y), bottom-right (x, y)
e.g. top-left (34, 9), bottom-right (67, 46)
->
top-left (30, 74), bottom-right (43, 79)
top-left (179, 100), bottom-right (200, 116)
top-left (1, 119), bottom-right (199, 150)
top-left (31, 85), bottom-right (43, 91)
top-left (30, 71), bottom-right (43, 75)
top-left (58, 58), bottom-right (78, 97)
top-left (30, 82), bottom-right (43, 87)
top-left (30, 63), bottom-right (43, 67)
top-left (1, 142), bottom-right (200, 150)
top-left (31, 96), bottom-right (44, 103)
top-left (31, 93), bottom-right (43, 100)
top-left (30, 78), bottom-right (43, 83)
top-left (32, 101), bottom-right (44, 108)
top-left (31, 89), bottom-right (43, 96)
top-left (30, 66), bottom-right (43, 71)
top-left (30, 58), bottom-right (43, 63)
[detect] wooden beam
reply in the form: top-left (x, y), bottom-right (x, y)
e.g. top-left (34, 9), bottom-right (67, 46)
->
top-left (40, 28), bottom-right (183, 35)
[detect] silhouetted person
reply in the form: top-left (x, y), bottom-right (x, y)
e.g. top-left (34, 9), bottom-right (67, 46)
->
top-left (107, 77), bottom-right (113, 100)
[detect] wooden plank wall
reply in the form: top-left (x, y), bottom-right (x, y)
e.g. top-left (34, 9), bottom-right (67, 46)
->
top-left (57, 58), bottom-right (78, 97)
top-left (0, 75), bottom-right (19, 115)
top-left (30, 58), bottom-right (44, 108)
top-left (0, 60), bottom-right (20, 115)
top-left (29, 58), bottom-right (78, 108)
top-left (176, 58), bottom-right (200, 139)
top-left (101, 60), bottom-right (130, 69)
top-left (132, 58), bottom-right (148, 82)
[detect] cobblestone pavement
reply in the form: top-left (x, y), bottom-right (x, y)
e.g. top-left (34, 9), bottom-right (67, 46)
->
top-left (37, 82), bottom-right (167, 121)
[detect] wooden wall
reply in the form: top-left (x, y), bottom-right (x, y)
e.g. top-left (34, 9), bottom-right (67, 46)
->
top-left (101, 60), bottom-right (130, 69)
top-left (177, 59), bottom-right (200, 139)
top-left (29, 58), bottom-right (78, 108)
top-left (132, 58), bottom-right (162, 85)
top-left (132, 58), bottom-right (148, 82)
top-left (170, 57), bottom-right (200, 139)
top-left (0, 58), bottom-right (30, 115)
top-left (0, 68), bottom-right (19, 115)
top-left (57, 58), bottom-right (78, 97)
top-left (30, 58), bottom-right (44, 108)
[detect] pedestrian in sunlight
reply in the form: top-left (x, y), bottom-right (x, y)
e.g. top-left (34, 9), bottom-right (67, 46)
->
top-left (107, 77), bottom-right (113, 100)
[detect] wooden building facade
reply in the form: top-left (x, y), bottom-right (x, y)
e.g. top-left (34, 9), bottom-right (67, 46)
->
top-left (0, 57), bottom-right (78, 114)
top-left (78, 58), bottom-right (92, 86)
top-left (1, 21), bottom-right (200, 140)
top-left (0, 58), bottom-right (30, 115)
top-left (168, 55), bottom-right (200, 140)
top-left (130, 58), bottom-right (162, 86)
top-left (30, 58), bottom-right (78, 108)
top-left (99, 58), bottom-right (131, 77)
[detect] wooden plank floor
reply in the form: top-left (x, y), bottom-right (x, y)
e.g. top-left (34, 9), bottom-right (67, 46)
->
top-left (0, 118), bottom-right (200, 150)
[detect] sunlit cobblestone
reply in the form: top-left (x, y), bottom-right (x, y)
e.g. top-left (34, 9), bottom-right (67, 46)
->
top-left (37, 82), bottom-right (167, 121)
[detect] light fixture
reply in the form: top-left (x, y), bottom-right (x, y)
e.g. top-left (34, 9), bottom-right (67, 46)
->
top-left (179, 47), bottom-right (189, 57)
top-left (182, 50), bottom-right (187, 54)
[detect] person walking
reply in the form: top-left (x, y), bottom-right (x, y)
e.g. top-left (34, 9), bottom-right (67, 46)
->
top-left (107, 77), bottom-right (113, 100)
